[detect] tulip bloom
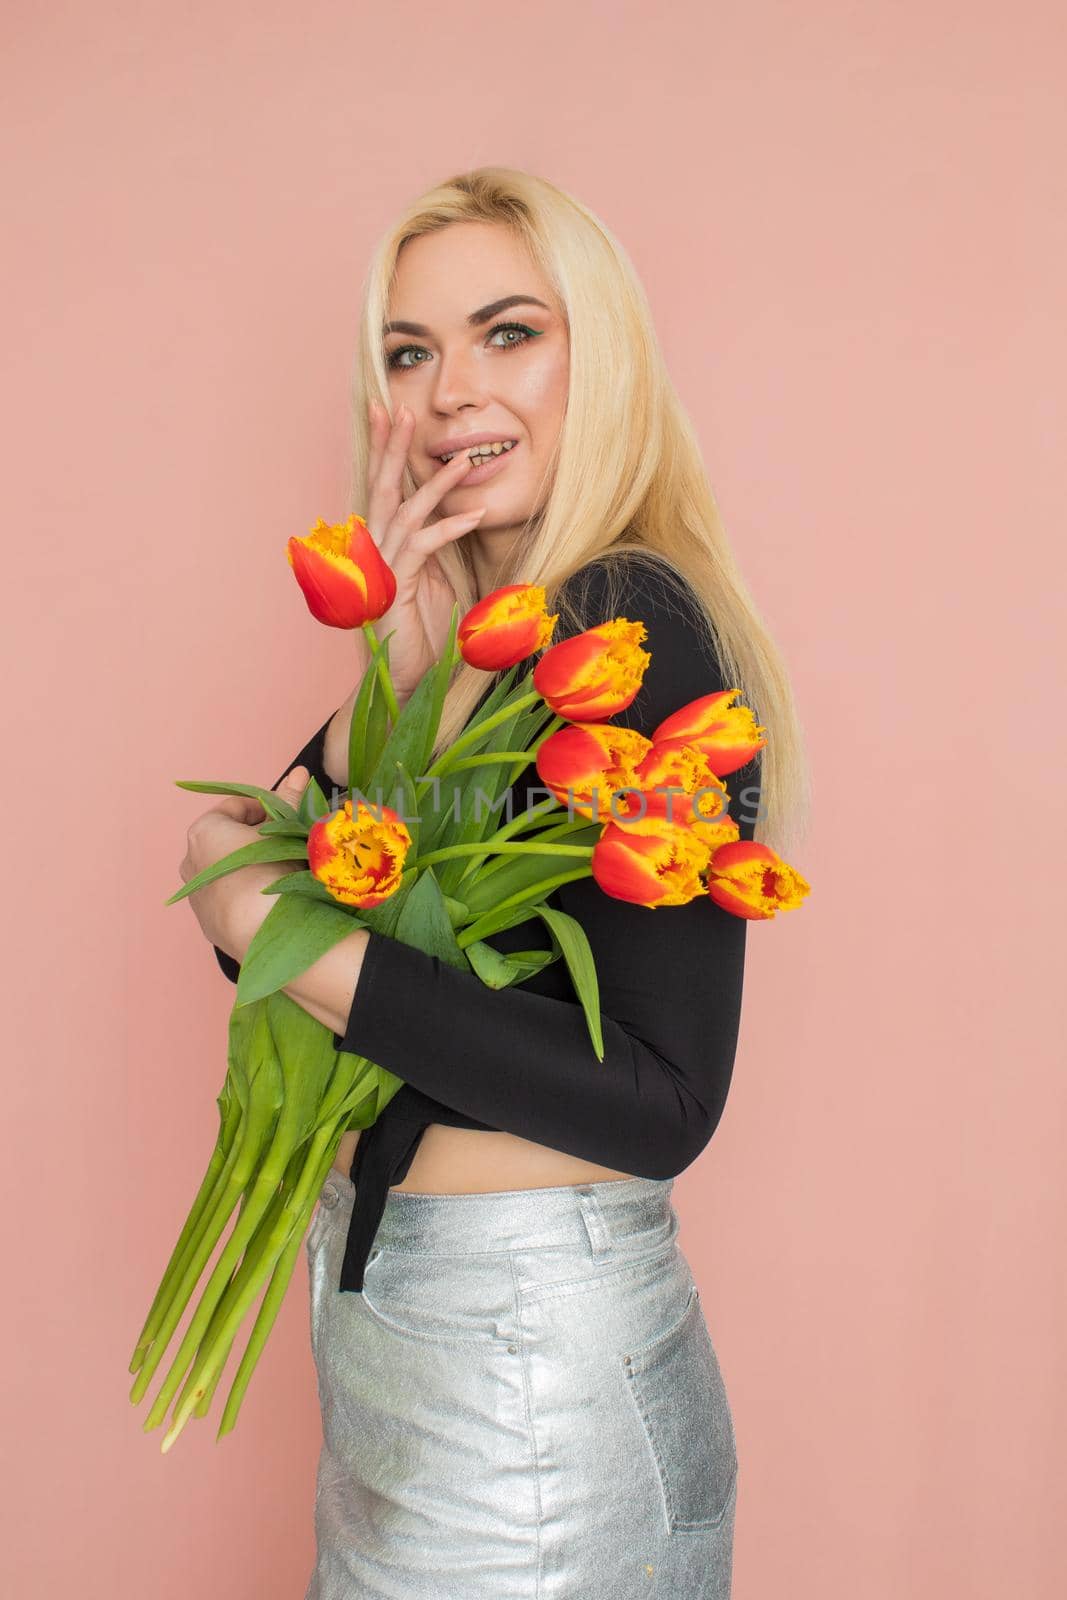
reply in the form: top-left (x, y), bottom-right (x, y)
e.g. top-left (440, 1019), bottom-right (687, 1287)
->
top-left (287, 515), bottom-right (397, 629)
top-left (653, 689), bottom-right (766, 778)
top-left (534, 722), bottom-right (652, 818)
top-left (629, 737), bottom-right (734, 832)
top-left (704, 839), bottom-right (811, 920)
top-left (533, 618), bottom-right (651, 721)
top-left (591, 809), bottom-right (712, 907)
top-left (458, 583), bottom-right (558, 671)
top-left (307, 798), bottom-right (412, 908)
top-left (611, 786), bottom-right (739, 857)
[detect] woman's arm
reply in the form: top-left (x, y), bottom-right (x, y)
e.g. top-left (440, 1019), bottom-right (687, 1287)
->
top-left (212, 630), bottom-right (399, 982)
top-left (211, 709), bottom-right (340, 985)
top-left (221, 557), bottom-right (763, 1182)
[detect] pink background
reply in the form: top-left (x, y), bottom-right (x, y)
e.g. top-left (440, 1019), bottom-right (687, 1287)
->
top-left (4, 3), bottom-right (1063, 1595)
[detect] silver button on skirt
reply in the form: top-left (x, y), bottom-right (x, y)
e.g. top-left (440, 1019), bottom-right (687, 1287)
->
top-left (305, 1170), bottom-right (738, 1598)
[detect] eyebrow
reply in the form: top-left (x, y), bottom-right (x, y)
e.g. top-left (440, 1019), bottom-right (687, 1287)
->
top-left (382, 294), bottom-right (552, 338)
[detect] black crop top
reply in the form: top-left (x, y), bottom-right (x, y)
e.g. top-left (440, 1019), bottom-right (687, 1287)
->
top-left (213, 555), bottom-right (763, 1292)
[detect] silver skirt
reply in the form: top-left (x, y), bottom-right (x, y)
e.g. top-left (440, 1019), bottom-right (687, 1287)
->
top-left (305, 1169), bottom-right (738, 1599)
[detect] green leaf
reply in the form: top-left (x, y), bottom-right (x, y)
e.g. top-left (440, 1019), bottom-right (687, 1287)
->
top-left (343, 1062), bottom-right (406, 1124)
top-left (425, 711), bottom-right (533, 897)
top-left (174, 780), bottom-right (300, 823)
top-left (347, 632), bottom-right (395, 791)
top-left (466, 940), bottom-right (559, 989)
top-left (259, 870), bottom-right (337, 902)
top-left (391, 759), bottom-right (421, 857)
top-left (257, 819), bottom-right (311, 839)
top-left (442, 894), bottom-right (469, 927)
top-left (421, 604), bottom-right (461, 771)
top-left (235, 894), bottom-right (369, 1006)
top-left (165, 837), bottom-right (310, 905)
top-left (364, 608), bottom-right (459, 804)
top-left (509, 698), bottom-right (557, 753)
top-left (530, 904), bottom-right (604, 1061)
top-left (452, 661), bottom-right (521, 733)
top-left (297, 775), bottom-right (331, 827)
top-left (353, 866), bottom-right (418, 938)
top-left (393, 866), bottom-right (468, 970)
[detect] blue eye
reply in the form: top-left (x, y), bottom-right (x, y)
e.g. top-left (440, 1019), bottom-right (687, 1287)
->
top-left (386, 322), bottom-right (542, 371)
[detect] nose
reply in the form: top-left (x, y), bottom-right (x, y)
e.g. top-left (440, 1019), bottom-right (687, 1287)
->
top-left (429, 341), bottom-right (489, 413)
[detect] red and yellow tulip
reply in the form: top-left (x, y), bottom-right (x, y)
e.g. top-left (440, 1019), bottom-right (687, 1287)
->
top-left (533, 618), bottom-right (651, 721)
top-left (590, 809), bottom-right (712, 908)
top-left (307, 798), bottom-right (412, 908)
top-left (628, 737), bottom-right (735, 838)
top-left (704, 839), bottom-right (811, 920)
top-left (458, 583), bottom-right (558, 671)
top-left (653, 689), bottom-right (766, 778)
top-left (534, 722), bottom-right (652, 818)
top-left (287, 515), bottom-right (397, 629)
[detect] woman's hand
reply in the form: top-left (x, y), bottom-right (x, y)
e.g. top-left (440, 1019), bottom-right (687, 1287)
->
top-left (362, 401), bottom-right (488, 701)
top-left (179, 766), bottom-right (311, 961)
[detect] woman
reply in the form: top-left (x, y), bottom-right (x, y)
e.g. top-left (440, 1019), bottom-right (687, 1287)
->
top-left (182, 168), bottom-right (809, 1598)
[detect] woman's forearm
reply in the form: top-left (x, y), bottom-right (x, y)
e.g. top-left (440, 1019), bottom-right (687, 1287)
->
top-left (221, 875), bottom-right (370, 1037)
top-left (279, 925), bottom-right (370, 1036)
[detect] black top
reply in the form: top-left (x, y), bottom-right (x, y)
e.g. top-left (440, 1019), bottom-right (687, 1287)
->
top-left (214, 555), bottom-right (763, 1291)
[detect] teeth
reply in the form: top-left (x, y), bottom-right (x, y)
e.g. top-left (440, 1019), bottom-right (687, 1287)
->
top-left (439, 440), bottom-right (517, 463)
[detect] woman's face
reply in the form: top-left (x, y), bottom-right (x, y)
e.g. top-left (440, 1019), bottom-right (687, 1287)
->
top-left (382, 222), bottom-right (569, 538)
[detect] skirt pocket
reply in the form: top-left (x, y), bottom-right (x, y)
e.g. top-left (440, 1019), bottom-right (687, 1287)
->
top-left (357, 1246), bottom-right (518, 1348)
top-left (622, 1284), bottom-right (738, 1533)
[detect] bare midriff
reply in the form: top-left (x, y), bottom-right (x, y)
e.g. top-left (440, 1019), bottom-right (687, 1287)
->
top-left (329, 1124), bottom-right (637, 1193)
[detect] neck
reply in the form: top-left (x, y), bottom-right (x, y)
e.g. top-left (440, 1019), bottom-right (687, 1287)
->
top-left (469, 523), bottom-right (523, 600)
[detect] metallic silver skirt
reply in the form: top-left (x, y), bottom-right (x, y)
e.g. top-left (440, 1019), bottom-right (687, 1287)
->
top-left (305, 1169), bottom-right (738, 1598)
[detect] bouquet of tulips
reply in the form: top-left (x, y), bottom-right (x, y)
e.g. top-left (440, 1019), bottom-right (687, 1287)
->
top-left (129, 515), bottom-right (810, 1452)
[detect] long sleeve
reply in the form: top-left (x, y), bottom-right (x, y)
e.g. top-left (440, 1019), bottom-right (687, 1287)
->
top-left (331, 555), bottom-right (763, 1182)
top-left (212, 709), bottom-right (339, 984)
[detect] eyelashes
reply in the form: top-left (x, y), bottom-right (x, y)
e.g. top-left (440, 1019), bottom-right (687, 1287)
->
top-left (385, 322), bottom-right (543, 371)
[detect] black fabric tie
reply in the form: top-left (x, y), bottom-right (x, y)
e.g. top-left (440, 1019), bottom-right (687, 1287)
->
top-left (336, 1111), bottom-right (431, 1293)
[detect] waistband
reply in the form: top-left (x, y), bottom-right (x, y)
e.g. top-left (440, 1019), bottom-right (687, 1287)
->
top-left (318, 1167), bottom-right (675, 1258)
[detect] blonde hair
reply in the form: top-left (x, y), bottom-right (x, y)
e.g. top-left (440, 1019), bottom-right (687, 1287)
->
top-left (349, 167), bottom-right (811, 855)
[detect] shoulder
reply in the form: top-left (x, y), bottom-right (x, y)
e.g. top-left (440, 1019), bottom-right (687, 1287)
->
top-left (556, 550), bottom-right (698, 626)
top-left (556, 551), bottom-right (725, 741)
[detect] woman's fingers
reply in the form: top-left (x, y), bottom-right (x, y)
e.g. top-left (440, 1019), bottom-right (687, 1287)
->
top-left (366, 400), bottom-right (389, 491)
top-left (380, 445), bottom-right (477, 558)
top-left (206, 794), bottom-right (265, 825)
top-left (367, 404), bottom-right (414, 537)
top-left (390, 507), bottom-right (488, 579)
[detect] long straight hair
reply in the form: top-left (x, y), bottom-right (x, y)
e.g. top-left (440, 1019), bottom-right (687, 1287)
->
top-left (349, 167), bottom-right (811, 855)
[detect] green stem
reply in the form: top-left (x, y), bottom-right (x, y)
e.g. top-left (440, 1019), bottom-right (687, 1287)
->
top-left (187, 1142), bottom-right (309, 1419)
top-left (446, 751), bottom-right (535, 770)
top-left (129, 1094), bottom-right (277, 1406)
top-left (414, 840), bottom-right (594, 870)
top-left (419, 690), bottom-right (541, 785)
top-left (450, 799), bottom-right (562, 891)
top-left (142, 1112), bottom-right (300, 1434)
top-left (215, 1130), bottom-right (346, 1440)
top-left (129, 1080), bottom-right (243, 1372)
top-left (529, 713), bottom-right (566, 746)
top-left (466, 813), bottom-right (599, 886)
top-left (456, 867), bottom-right (594, 946)
top-left (360, 621), bottom-right (400, 725)
top-left (162, 1120), bottom-right (345, 1452)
